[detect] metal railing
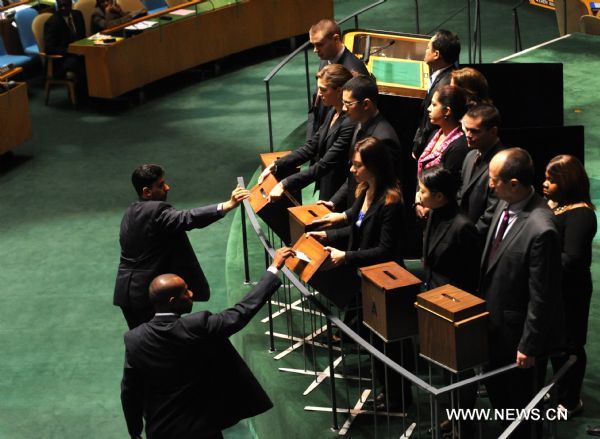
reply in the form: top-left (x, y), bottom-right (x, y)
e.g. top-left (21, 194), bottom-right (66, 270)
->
top-left (236, 175), bottom-right (575, 438)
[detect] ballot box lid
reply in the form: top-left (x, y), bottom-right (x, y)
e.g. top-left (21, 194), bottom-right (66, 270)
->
top-left (416, 284), bottom-right (486, 322)
top-left (288, 203), bottom-right (331, 226)
top-left (285, 234), bottom-right (330, 283)
top-left (359, 261), bottom-right (421, 291)
top-left (249, 173), bottom-right (279, 212)
top-left (260, 151), bottom-right (292, 168)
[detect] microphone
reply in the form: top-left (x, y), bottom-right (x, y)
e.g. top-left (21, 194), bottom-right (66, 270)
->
top-left (369, 40), bottom-right (395, 57)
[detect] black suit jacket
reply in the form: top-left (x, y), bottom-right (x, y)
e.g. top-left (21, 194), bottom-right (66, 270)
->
top-left (457, 141), bottom-right (504, 236)
top-left (276, 108), bottom-right (356, 201)
top-left (44, 11), bottom-right (86, 56)
top-left (121, 271), bottom-right (281, 439)
top-left (329, 112), bottom-right (402, 211)
top-left (412, 65), bottom-right (454, 158)
top-left (479, 193), bottom-right (562, 363)
top-left (319, 191), bottom-right (405, 308)
top-left (306, 47), bottom-right (369, 138)
top-left (422, 203), bottom-right (480, 292)
top-left (327, 191), bottom-right (405, 267)
top-left (114, 201), bottom-right (224, 310)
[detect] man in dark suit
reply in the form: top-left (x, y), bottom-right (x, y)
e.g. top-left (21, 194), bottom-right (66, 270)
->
top-left (114, 164), bottom-right (250, 329)
top-left (121, 248), bottom-right (295, 439)
top-left (480, 148), bottom-right (562, 437)
top-left (306, 18), bottom-right (368, 139)
top-left (458, 104), bottom-right (504, 236)
top-left (44, 0), bottom-right (86, 86)
top-left (327, 75), bottom-right (402, 212)
top-left (412, 29), bottom-right (460, 159)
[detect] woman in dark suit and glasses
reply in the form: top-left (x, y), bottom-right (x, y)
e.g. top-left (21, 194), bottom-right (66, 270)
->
top-left (543, 155), bottom-right (597, 418)
top-left (261, 64), bottom-right (356, 202)
top-left (417, 165), bottom-right (481, 292)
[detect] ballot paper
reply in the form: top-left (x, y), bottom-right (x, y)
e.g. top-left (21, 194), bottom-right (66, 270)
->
top-left (125, 20), bottom-right (159, 31)
top-left (295, 251), bottom-right (311, 263)
top-left (170, 8), bottom-right (195, 16)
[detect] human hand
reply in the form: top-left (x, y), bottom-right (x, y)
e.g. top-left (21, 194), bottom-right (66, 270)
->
top-left (311, 212), bottom-right (346, 230)
top-left (271, 247), bottom-right (295, 269)
top-left (415, 204), bottom-right (430, 219)
top-left (223, 185), bottom-right (250, 212)
top-left (268, 182), bottom-right (285, 203)
top-left (307, 231), bottom-right (327, 243)
top-left (258, 163), bottom-right (275, 184)
top-left (516, 351), bottom-right (535, 368)
top-left (324, 246), bottom-right (345, 266)
top-left (316, 200), bottom-right (335, 210)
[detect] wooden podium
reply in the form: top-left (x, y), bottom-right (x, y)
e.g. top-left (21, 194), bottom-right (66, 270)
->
top-left (288, 203), bottom-right (331, 244)
top-left (249, 173), bottom-right (299, 244)
top-left (359, 262), bottom-right (421, 342)
top-left (416, 285), bottom-right (489, 372)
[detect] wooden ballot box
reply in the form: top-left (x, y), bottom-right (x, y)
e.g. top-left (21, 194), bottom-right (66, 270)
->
top-left (286, 234), bottom-right (359, 309)
top-left (416, 285), bottom-right (489, 373)
top-left (259, 151), bottom-right (302, 203)
top-left (285, 234), bottom-right (332, 282)
top-left (288, 203), bottom-right (332, 244)
top-left (359, 262), bottom-right (421, 342)
top-left (260, 151), bottom-right (291, 169)
top-left (249, 173), bottom-right (299, 244)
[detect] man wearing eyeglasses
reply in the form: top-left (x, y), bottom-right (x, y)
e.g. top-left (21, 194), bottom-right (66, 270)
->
top-left (324, 75), bottom-right (402, 212)
top-left (306, 19), bottom-right (368, 139)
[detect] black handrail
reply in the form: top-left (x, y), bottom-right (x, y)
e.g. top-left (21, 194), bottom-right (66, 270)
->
top-left (237, 173), bottom-right (577, 437)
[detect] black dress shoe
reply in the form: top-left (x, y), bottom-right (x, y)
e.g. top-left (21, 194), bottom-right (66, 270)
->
top-left (587, 425), bottom-right (600, 436)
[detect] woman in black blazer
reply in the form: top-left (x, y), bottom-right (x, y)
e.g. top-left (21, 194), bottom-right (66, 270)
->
top-left (544, 155), bottom-right (597, 417)
top-left (310, 136), bottom-right (411, 411)
top-left (310, 137), bottom-right (405, 286)
top-left (418, 165), bottom-right (481, 292)
top-left (260, 64), bottom-right (356, 202)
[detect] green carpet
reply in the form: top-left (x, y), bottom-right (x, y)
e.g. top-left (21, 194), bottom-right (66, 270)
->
top-left (0, 0), bottom-right (594, 438)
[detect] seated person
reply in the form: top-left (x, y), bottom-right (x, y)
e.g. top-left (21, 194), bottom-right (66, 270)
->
top-left (91, 0), bottom-right (140, 34)
top-left (44, 0), bottom-right (86, 83)
top-left (260, 64), bottom-right (356, 202)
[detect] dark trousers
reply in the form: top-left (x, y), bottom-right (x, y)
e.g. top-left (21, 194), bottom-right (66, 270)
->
top-left (551, 346), bottom-right (586, 408)
top-left (121, 306), bottom-right (155, 330)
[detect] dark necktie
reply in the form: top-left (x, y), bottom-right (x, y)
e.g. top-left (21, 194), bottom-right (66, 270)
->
top-left (486, 208), bottom-right (510, 265)
top-left (472, 152), bottom-right (482, 171)
top-left (350, 123), bottom-right (362, 153)
top-left (67, 15), bottom-right (76, 35)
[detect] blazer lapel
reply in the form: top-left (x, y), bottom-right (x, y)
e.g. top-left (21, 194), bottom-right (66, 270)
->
top-left (323, 111), bottom-right (342, 144)
top-left (426, 216), bottom-right (453, 258)
top-left (485, 211), bottom-right (528, 273)
top-left (481, 200), bottom-right (508, 271)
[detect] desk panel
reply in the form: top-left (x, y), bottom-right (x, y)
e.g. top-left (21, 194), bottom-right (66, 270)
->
top-left (70, 0), bottom-right (333, 98)
top-left (0, 81), bottom-right (32, 154)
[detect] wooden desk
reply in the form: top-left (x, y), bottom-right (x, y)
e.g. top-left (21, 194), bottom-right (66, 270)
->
top-left (69, 0), bottom-right (333, 98)
top-left (0, 67), bottom-right (32, 154)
